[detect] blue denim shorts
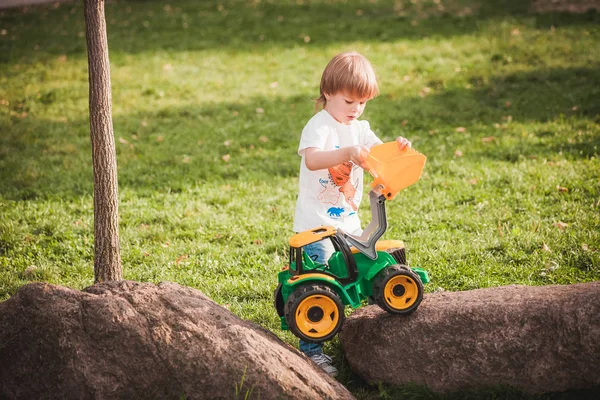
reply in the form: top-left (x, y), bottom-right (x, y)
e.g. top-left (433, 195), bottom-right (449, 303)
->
top-left (302, 239), bottom-right (335, 264)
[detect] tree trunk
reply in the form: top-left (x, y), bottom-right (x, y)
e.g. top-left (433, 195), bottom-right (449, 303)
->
top-left (84, 0), bottom-right (122, 283)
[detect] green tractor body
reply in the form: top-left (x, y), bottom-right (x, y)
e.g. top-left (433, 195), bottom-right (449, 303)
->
top-left (274, 228), bottom-right (429, 340)
top-left (273, 143), bottom-right (430, 343)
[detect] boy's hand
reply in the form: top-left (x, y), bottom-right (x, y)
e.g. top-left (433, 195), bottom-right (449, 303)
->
top-left (396, 136), bottom-right (412, 151)
top-left (347, 145), bottom-right (370, 169)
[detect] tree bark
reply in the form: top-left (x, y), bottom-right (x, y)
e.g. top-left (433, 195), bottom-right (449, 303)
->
top-left (84, 0), bottom-right (122, 283)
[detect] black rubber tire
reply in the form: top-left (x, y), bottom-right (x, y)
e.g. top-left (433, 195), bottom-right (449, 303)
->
top-left (373, 265), bottom-right (424, 315)
top-left (273, 284), bottom-right (284, 317)
top-left (284, 284), bottom-right (345, 343)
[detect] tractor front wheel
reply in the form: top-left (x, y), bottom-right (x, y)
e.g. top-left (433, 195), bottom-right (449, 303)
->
top-left (284, 284), bottom-right (344, 343)
top-left (373, 265), bottom-right (423, 315)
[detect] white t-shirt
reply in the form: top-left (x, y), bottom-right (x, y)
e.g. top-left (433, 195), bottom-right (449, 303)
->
top-left (293, 110), bottom-right (382, 234)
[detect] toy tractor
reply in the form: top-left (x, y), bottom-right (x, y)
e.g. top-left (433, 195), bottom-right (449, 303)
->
top-left (273, 142), bottom-right (430, 342)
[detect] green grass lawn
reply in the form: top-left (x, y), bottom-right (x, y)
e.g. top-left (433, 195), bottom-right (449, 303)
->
top-left (1, 0), bottom-right (599, 398)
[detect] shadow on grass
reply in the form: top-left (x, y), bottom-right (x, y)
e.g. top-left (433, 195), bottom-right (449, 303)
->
top-left (1, 64), bottom-right (598, 200)
top-left (376, 65), bottom-right (600, 161)
top-left (1, 0), bottom-right (599, 62)
top-left (0, 93), bottom-right (309, 200)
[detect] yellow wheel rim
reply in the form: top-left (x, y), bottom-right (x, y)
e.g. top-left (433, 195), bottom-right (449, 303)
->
top-left (295, 294), bottom-right (340, 339)
top-left (383, 275), bottom-right (419, 310)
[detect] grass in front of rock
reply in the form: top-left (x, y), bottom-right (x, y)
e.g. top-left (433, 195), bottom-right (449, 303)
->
top-left (1, 1), bottom-right (599, 398)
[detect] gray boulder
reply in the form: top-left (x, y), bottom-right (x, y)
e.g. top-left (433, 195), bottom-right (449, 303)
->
top-left (0, 281), bottom-right (355, 400)
top-left (339, 282), bottom-right (600, 394)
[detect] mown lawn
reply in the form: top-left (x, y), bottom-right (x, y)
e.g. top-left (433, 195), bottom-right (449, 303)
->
top-left (1, 0), bottom-right (599, 398)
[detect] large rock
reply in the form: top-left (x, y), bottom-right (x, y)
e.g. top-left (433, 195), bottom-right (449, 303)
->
top-left (0, 281), bottom-right (355, 400)
top-left (339, 282), bottom-right (600, 394)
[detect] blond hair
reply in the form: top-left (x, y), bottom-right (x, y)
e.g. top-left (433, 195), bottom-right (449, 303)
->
top-left (315, 52), bottom-right (379, 112)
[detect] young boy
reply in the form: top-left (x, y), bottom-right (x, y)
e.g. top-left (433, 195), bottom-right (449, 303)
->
top-left (293, 51), bottom-right (411, 376)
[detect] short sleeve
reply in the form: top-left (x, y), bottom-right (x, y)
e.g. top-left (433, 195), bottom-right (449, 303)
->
top-left (359, 120), bottom-right (383, 148)
top-left (298, 117), bottom-right (330, 156)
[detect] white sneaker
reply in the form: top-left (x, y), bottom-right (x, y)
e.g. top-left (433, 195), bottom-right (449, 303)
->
top-left (309, 353), bottom-right (338, 377)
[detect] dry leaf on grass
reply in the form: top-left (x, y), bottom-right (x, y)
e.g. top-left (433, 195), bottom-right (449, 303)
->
top-left (554, 221), bottom-right (568, 230)
top-left (419, 87), bottom-right (431, 97)
top-left (542, 243), bottom-right (552, 252)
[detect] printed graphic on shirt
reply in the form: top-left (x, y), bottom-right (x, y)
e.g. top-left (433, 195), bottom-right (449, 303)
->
top-left (328, 161), bottom-right (359, 211)
top-left (329, 162), bottom-right (352, 187)
top-left (317, 185), bottom-right (341, 207)
top-left (316, 161), bottom-right (360, 219)
top-left (327, 207), bottom-right (345, 217)
top-left (340, 177), bottom-right (359, 210)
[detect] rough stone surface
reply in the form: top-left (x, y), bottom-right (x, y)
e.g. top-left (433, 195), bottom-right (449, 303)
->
top-left (339, 282), bottom-right (600, 394)
top-left (0, 281), bottom-right (355, 400)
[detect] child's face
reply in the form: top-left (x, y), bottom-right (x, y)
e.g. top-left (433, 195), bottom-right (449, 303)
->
top-left (324, 91), bottom-right (369, 125)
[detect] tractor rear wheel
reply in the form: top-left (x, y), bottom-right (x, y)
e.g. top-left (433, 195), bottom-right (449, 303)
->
top-left (284, 284), bottom-right (344, 343)
top-left (373, 265), bottom-right (423, 314)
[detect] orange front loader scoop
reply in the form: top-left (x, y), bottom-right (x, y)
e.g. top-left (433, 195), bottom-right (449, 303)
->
top-left (362, 142), bottom-right (427, 200)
